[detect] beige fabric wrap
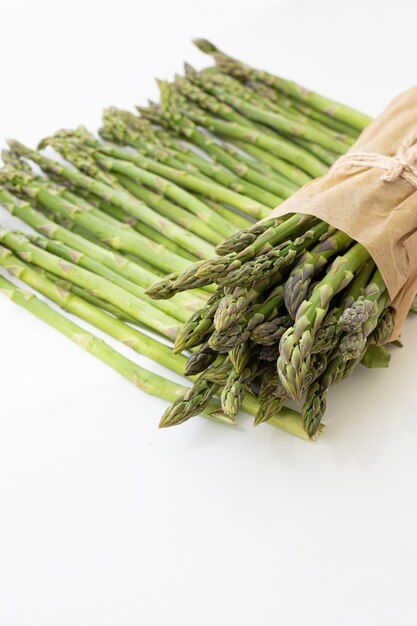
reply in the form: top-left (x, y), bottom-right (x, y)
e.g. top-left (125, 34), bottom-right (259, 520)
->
top-left (269, 86), bottom-right (417, 339)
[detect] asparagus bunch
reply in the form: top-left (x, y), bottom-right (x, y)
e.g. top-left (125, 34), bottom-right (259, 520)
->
top-left (2, 38), bottom-right (400, 439)
top-left (149, 213), bottom-right (405, 436)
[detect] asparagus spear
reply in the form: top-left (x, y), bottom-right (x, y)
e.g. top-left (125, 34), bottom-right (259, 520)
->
top-left (195, 213), bottom-right (316, 283)
top-left (199, 69), bottom-right (340, 136)
top-left (57, 127), bottom-right (270, 223)
top-left (29, 235), bottom-right (192, 324)
top-left (173, 76), bottom-right (299, 198)
top-left (166, 78), bottom-right (337, 170)
top-left (229, 140), bottom-right (311, 186)
top-left (137, 118), bottom-right (281, 214)
top-left (212, 79), bottom-right (344, 167)
top-left (28, 175), bottom-right (201, 263)
top-left (173, 75), bottom-right (338, 170)
top-left (301, 381), bottom-right (328, 439)
top-left (221, 142), bottom-right (298, 187)
top-left (156, 213), bottom-right (316, 298)
top-left (104, 109), bottom-right (272, 205)
top-left (0, 229), bottom-right (181, 340)
top-left (0, 273), bottom-right (232, 425)
top-left (196, 194), bottom-right (254, 229)
top-left (277, 243), bottom-right (370, 401)
top-left (78, 185), bottom-right (202, 262)
top-left (215, 217), bottom-right (282, 256)
top-left (185, 67), bottom-right (354, 154)
top-left (229, 340), bottom-right (252, 374)
top-left (211, 225), bottom-right (326, 332)
top-left (49, 129), bottom-right (239, 236)
top-left (147, 213), bottom-right (313, 299)
top-left (241, 391), bottom-right (321, 439)
top-left (2, 155), bottom-right (197, 272)
top-left (43, 272), bottom-right (140, 324)
top-left (36, 134), bottom-right (218, 259)
top-left (1, 162), bottom-right (191, 276)
top-left (0, 187), bottom-right (204, 313)
top-left (338, 269), bottom-right (386, 332)
top-left (291, 100), bottom-right (360, 138)
top-left (194, 39), bottom-right (372, 131)
top-left (254, 395), bottom-right (286, 426)
top-left (218, 219), bottom-right (330, 289)
top-left (339, 330), bottom-right (367, 361)
top-left (184, 342), bottom-right (218, 376)
top-left (302, 348), bottom-right (365, 438)
top-left (0, 262), bottom-right (310, 437)
top-left (370, 307), bottom-right (395, 345)
top-left (101, 106), bottom-right (285, 207)
top-left (311, 259), bottom-right (376, 353)
top-left (128, 109), bottom-right (298, 202)
top-left (250, 315), bottom-right (291, 345)
top-left (158, 375), bottom-right (221, 427)
top-left (173, 291), bottom-right (222, 353)
top-left (139, 99), bottom-right (311, 186)
top-left (221, 362), bottom-right (256, 417)
top-left (284, 230), bottom-right (353, 318)
top-left (0, 247), bottom-right (187, 373)
top-left (94, 139), bottom-right (272, 221)
top-left (339, 291), bottom-right (389, 361)
top-left (153, 94), bottom-right (327, 179)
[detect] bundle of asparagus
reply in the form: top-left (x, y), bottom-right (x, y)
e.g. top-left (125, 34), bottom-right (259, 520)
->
top-left (0, 39), bottom-right (406, 439)
top-left (149, 214), bottom-right (398, 436)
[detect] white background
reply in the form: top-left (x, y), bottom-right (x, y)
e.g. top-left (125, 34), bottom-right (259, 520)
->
top-left (1, 0), bottom-right (417, 624)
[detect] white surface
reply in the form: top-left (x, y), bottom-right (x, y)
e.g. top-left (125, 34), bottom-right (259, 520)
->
top-left (1, 0), bottom-right (417, 624)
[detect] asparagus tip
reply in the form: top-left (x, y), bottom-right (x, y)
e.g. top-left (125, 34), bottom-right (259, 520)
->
top-left (192, 38), bottom-right (219, 55)
top-left (183, 62), bottom-right (196, 78)
top-left (6, 138), bottom-right (22, 152)
top-left (158, 416), bottom-right (176, 428)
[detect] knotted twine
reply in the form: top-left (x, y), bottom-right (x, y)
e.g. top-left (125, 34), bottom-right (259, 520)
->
top-left (332, 131), bottom-right (417, 187)
top-left (269, 86), bottom-right (417, 339)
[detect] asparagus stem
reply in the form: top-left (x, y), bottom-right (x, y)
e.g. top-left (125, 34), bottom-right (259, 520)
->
top-left (0, 229), bottom-right (181, 340)
top-left (222, 142), bottom-right (298, 188)
top-left (43, 272), bottom-right (140, 324)
top-left (292, 100), bottom-right (360, 137)
top-left (162, 80), bottom-right (296, 200)
top-left (29, 235), bottom-right (193, 324)
top-left (231, 140), bottom-right (311, 186)
top-left (0, 187), bottom-right (206, 314)
top-left (194, 39), bottom-right (372, 131)
top-left (101, 107), bottom-right (284, 207)
top-left (113, 173), bottom-right (223, 246)
top-left (184, 68), bottom-right (353, 154)
top-left (37, 134), bottom-right (218, 260)
top-left (82, 189), bottom-right (200, 262)
top-left (90, 137), bottom-right (271, 220)
top-left (51, 128), bottom-right (264, 227)
top-left (1, 162), bottom-right (191, 276)
top-left (0, 273), bottom-right (233, 425)
top-left (154, 97), bottom-right (327, 179)
top-left (241, 392), bottom-right (321, 439)
top-left (195, 195), bottom-right (253, 230)
top-left (0, 248), bottom-right (188, 371)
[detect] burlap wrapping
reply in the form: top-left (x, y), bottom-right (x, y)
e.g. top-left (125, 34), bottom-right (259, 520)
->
top-left (270, 86), bottom-right (417, 339)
